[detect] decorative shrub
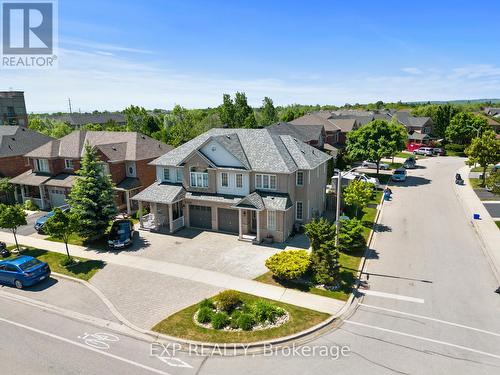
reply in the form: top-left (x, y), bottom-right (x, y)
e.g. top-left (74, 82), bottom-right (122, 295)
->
top-left (211, 312), bottom-right (230, 329)
top-left (338, 218), bottom-right (365, 253)
top-left (253, 300), bottom-right (285, 323)
top-left (23, 199), bottom-right (39, 211)
top-left (197, 306), bottom-right (213, 324)
top-left (214, 290), bottom-right (242, 312)
top-left (237, 313), bottom-right (255, 330)
top-left (265, 250), bottom-right (311, 280)
top-left (199, 298), bottom-right (214, 309)
top-left (229, 310), bottom-right (241, 329)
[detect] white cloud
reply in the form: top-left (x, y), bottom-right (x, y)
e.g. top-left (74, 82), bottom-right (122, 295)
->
top-left (1, 50), bottom-right (499, 113)
top-left (402, 67), bottom-right (423, 75)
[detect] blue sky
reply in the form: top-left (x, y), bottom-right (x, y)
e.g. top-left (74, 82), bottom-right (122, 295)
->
top-left (3, 0), bottom-right (500, 112)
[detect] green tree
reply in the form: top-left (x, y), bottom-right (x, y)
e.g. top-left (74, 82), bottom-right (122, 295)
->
top-left (68, 144), bottom-right (117, 239)
top-left (218, 94), bottom-right (236, 128)
top-left (347, 119), bottom-right (407, 175)
top-left (338, 218), bottom-right (365, 253)
top-left (0, 204), bottom-right (27, 252)
top-left (260, 97), bottom-right (278, 126)
top-left (465, 131), bottom-right (500, 186)
top-left (43, 208), bottom-right (79, 260)
top-left (234, 92), bottom-right (256, 128)
top-left (124, 105), bottom-right (160, 135)
top-left (446, 112), bottom-right (489, 145)
top-left (343, 180), bottom-right (373, 217)
top-left (0, 178), bottom-right (13, 194)
top-left (304, 218), bottom-right (340, 286)
top-left (486, 170), bottom-right (500, 195)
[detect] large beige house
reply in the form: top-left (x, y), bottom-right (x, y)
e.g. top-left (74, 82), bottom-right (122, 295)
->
top-left (133, 128), bottom-right (332, 243)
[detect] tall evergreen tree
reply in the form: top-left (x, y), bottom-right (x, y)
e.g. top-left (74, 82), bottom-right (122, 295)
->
top-left (69, 144), bottom-right (117, 239)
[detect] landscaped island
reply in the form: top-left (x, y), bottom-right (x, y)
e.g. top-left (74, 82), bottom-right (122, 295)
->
top-left (152, 290), bottom-right (329, 343)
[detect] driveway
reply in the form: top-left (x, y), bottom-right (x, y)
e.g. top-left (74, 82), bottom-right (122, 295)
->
top-left (0, 210), bottom-right (46, 237)
top-left (122, 228), bottom-right (309, 279)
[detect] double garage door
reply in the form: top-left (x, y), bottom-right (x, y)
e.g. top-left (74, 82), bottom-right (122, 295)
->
top-left (189, 205), bottom-right (239, 234)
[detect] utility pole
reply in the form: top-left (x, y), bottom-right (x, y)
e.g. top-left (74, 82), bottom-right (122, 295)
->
top-left (335, 169), bottom-right (342, 247)
top-left (68, 98), bottom-right (73, 114)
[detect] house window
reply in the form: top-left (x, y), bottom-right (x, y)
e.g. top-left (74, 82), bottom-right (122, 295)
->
top-left (64, 159), bottom-right (74, 170)
top-left (176, 168), bottom-right (183, 182)
top-left (296, 171), bottom-right (304, 186)
top-left (296, 202), bottom-right (303, 221)
top-left (190, 171), bottom-right (208, 188)
top-left (236, 173), bottom-right (243, 188)
top-left (163, 168), bottom-right (170, 181)
top-left (221, 172), bottom-right (229, 187)
top-left (267, 210), bottom-right (276, 231)
top-left (36, 159), bottom-right (49, 172)
top-left (255, 174), bottom-right (277, 190)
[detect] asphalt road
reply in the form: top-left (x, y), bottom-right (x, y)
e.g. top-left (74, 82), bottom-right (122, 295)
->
top-left (484, 202), bottom-right (500, 219)
top-left (1, 156), bottom-right (500, 374)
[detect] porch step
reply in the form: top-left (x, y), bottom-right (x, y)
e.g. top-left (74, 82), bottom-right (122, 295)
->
top-left (240, 234), bottom-right (257, 243)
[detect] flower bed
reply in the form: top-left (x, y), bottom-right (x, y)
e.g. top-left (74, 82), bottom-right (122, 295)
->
top-left (193, 291), bottom-right (289, 331)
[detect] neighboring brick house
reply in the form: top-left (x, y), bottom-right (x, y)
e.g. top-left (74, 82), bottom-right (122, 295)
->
top-left (267, 122), bottom-right (326, 149)
top-left (132, 128), bottom-right (331, 244)
top-left (290, 113), bottom-right (342, 147)
top-left (0, 126), bottom-right (54, 178)
top-left (0, 126), bottom-right (53, 203)
top-left (9, 131), bottom-right (171, 212)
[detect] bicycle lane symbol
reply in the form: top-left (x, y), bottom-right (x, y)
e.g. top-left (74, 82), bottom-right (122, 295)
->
top-left (78, 332), bottom-right (120, 350)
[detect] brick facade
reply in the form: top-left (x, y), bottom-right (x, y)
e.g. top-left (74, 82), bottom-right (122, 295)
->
top-left (0, 155), bottom-right (30, 178)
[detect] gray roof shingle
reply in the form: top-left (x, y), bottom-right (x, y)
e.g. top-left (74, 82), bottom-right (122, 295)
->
top-left (151, 128), bottom-right (331, 173)
top-left (0, 126), bottom-right (54, 158)
top-left (25, 131), bottom-right (172, 161)
top-left (131, 183), bottom-right (185, 204)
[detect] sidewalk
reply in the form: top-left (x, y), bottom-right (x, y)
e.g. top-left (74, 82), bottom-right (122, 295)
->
top-left (456, 165), bottom-right (500, 282)
top-left (0, 232), bottom-right (344, 315)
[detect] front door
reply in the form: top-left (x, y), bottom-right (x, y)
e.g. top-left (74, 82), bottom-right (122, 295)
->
top-left (250, 210), bottom-right (257, 234)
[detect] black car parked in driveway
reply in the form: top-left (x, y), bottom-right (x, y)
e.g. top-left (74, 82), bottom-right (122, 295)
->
top-left (108, 220), bottom-right (135, 249)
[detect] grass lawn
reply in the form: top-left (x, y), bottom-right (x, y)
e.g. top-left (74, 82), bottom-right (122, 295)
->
top-left (366, 172), bottom-right (391, 185)
top-left (6, 246), bottom-right (105, 281)
top-left (388, 162), bottom-right (403, 170)
top-left (470, 165), bottom-right (493, 173)
top-left (152, 292), bottom-right (330, 343)
top-left (46, 233), bottom-right (108, 250)
top-left (394, 151), bottom-right (425, 160)
top-left (255, 190), bottom-right (382, 301)
top-left (469, 178), bottom-right (484, 189)
top-left (496, 222), bottom-right (500, 229)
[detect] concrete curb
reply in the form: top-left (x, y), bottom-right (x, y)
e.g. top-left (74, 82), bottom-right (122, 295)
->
top-left (453, 166), bottom-right (500, 283)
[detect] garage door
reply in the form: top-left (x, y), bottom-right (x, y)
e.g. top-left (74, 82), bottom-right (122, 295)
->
top-left (48, 188), bottom-right (67, 208)
top-left (189, 205), bottom-right (212, 229)
top-left (218, 208), bottom-right (239, 234)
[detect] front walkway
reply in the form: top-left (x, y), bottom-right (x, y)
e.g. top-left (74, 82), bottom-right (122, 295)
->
top-left (0, 232), bottom-right (344, 315)
top-left (457, 165), bottom-right (500, 281)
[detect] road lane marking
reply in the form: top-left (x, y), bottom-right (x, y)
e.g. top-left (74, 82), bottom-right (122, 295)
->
top-left (343, 320), bottom-right (500, 360)
top-left (359, 303), bottom-right (500, 338)
top-left (0, 317), bottom-right (173, 375)
top-left (360, 290), bottom-right (425, 304)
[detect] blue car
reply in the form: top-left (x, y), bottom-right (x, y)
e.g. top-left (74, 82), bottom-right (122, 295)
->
top-left (392, 168), bottom-right (407, 182)
top-left (0, 256), bottom-right (51, 289)
top-left (34, 205), bottom-right (70, 234)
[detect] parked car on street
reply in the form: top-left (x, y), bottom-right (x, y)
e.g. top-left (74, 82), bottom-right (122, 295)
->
top-left (34, 204), bottom-right (71, 234)
top-left (0, 256), bottom-right (51, 289)
top-left (432, 148), bottom-right (446, 156)
top-left (361, 160), bottom-right (389, 170)
top-left (492, 163), bottom-right (500, 173)
top-left (108, 219), bottom-right (135, 249)
top-left (403, 157), bottom-right (416, 169)
top-left (413, 147), bottom-right (434, 156)
top-left (392, 168), bottom-right (407, 182)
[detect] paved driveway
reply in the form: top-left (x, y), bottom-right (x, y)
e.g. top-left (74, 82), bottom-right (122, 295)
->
top-left (0, 210), bottom-right (45, 237)
top-left (122, 228), bottom-right (309, 279)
